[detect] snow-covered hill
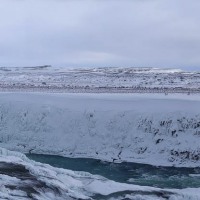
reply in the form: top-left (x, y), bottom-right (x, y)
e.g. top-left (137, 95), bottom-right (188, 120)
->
top-left (0, 66), bottom-right (199, 93)
top-left (0, 93), bottom-right (200, 167)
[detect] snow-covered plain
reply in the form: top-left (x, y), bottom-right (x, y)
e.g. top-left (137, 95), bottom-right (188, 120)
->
top-left (0, 92), bottom-right (200, 167)
top-left (0, 66), bottom-right (199, 93)
top-left (0, 147), bottom-right (200, 200)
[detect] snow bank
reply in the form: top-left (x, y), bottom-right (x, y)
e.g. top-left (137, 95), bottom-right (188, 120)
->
top-left (0, 147), bottom-right (199, 200)
top-left (0, 93), bottom-right (200, 167)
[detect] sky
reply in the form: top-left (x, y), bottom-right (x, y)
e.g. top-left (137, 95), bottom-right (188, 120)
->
top-left (0, 0), bottom-right (200, 69)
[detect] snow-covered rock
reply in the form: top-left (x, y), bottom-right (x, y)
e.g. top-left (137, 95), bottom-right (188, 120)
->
top-left (0, 93), bottom-right (199, 167)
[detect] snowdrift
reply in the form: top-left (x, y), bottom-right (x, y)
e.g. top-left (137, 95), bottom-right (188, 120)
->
top-left (0, 93), bottom-right (200, 167)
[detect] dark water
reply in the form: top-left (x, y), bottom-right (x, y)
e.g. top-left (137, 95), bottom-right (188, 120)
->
top-left (27, 154), bottom-right (200, 189)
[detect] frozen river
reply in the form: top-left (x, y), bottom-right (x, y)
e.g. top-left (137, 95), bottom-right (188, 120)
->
top-left (0, 151), bottom-right (198, 199)
top-left (27, 154), bottom-right (200, 190)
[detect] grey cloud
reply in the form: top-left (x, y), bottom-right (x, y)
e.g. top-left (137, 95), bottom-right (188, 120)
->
top-left (0, 0), bottom-right (199, 69)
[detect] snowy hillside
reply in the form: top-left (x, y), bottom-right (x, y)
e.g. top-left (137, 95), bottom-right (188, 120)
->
top-left (0, 66), bottom-right (199, 93)
top-left (0, 93), bottom-right (200, 167)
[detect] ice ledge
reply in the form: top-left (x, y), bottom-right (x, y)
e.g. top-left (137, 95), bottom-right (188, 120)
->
top-left (0, 93), bottom-right (199, 167)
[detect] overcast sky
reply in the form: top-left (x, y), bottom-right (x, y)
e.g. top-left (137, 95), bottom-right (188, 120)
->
top-left (0, 0), bottom-right (200, 69)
